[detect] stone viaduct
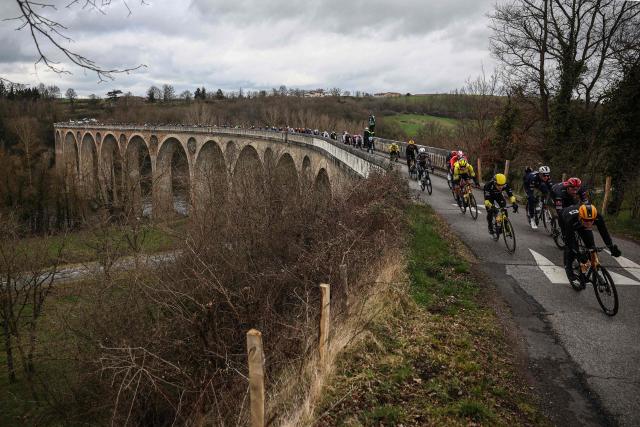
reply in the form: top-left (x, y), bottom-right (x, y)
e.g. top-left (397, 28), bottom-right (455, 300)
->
top-left (53, 124), bottom-right (387, 216)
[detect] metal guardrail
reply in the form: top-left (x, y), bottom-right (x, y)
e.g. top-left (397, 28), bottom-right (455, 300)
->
top-left (54, 123), bottom-right (449, 175)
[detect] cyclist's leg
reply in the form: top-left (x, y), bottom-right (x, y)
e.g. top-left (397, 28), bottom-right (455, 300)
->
top-left (452, 178), bottom-right (461, 195)
top-left (563, 229), bottom-right (579, 281)
top-left (486, 198), bottom-right (495, 232)
top-left (525, 187), bottom-right (535, 218)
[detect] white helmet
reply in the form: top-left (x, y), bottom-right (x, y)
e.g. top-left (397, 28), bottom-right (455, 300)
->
top-left (419, 147), bottom-right (426, 153)
top-left (538, 165), bottom-right (551, 174)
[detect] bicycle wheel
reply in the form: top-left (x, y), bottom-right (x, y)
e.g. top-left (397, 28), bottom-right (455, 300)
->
top-left (593, 267), bottom-right (618, 316)
top-left (468, 194), bottom-right (478, 220)
top-left (502, 218), bottom-right (516, 253)
top-left (551, 217), bottom-right (565, 250)
top-left (420, 178), bottom-right (425, 192)
top-left (426, 177), bottom-right (432, 195)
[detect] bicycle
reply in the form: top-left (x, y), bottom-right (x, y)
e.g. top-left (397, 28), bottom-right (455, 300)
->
top-left (527, 195), bottom-right (555, 232)
top-left (549, 208), bottom-right (565, 250)
top-left (489, 204), bottom-right (517, 253)
top-left (570, 240), bottom-right (618, 316)
top-left (418, 164), bottom-right (433, 195)
top-left (456, 180), bottom-right (478, 219)
top-left (408, 158), bottom-right (418, 180)
top-left (389, 150), bottom-right (399, 162)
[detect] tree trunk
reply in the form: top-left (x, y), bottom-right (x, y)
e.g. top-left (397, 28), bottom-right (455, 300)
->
top-left (2, 317), bottom-right (16, 383)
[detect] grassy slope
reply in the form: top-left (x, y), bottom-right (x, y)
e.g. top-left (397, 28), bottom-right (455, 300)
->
top-left (384, 113), bottom-right (459, 137)
top-left (314, 205), bottom-right (547, 426)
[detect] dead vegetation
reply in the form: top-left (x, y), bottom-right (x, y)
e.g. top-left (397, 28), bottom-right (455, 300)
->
top-left (28, 165), bottom-right (410, 426)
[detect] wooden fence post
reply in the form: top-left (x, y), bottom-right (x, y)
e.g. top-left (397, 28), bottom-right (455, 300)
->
top-left (504, 160), bottom-right (510, 178)
top-left (602, 176), bottom-right (612, 214)
top-left (246, 329), bottom-right (265, 427)
top-left (477, 158), bottom-right (483, 185)
top-left (319, 284), bottom-right (331, 367)
top-left (339, 264), bottom-right (348, 309)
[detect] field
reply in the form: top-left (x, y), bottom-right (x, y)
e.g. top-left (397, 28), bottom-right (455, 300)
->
top-left (384, 113), bottom-right (460, 137)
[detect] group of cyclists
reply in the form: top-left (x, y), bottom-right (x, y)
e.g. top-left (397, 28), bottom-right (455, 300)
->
top-left (397, 141), bottom-right (623, 288)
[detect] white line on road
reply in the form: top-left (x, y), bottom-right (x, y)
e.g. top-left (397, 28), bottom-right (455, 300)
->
top-left (529, 249), bottom-right (640, 286)
top-left (605, 251), bottom-right (640, 281)
top-left (449, 203), bottom-right (483, 214)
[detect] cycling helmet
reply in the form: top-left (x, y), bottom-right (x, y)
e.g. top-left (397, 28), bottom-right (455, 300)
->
top-left (419, 147), bottom-right (426, 153)
top-left (495, 173), bottom-right (507, 185)
top-left (578, 204), bottom-right (597, 221)
top-left (565, 177), bottom-right (582, 188)
top-left (538, 165), bottom-right (551, 174)
top-left (458, 159), bottom-right (468, 167)
top-left (457, 150), bottom-right (465, 158)
top-left (409, 139), bottom-right (415, 145)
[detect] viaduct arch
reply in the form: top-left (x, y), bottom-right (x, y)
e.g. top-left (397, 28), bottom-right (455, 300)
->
top-left (54, 125), bottom-right (382, 217)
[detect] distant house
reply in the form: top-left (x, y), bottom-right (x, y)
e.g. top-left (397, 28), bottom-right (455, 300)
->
top-left (374, 92), bottom-right (402, 98)
top-left (305, 89), bottom-right (326, 98)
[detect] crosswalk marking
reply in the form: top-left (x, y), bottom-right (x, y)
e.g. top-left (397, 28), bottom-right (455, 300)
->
top-left (529, 249), bottom-right (640, 286)
top-left (605, 251), bottom-right (640, 281)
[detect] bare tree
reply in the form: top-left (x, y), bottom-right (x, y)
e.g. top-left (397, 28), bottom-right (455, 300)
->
top-left (162, 84), bottom-right (175, 102)
top-left (146, 85), bottom-right (161, 103)
top-left (3, 0), bottom-right (146, 82)
top-left (490, 0), bottom-right (640, 115)
top-left (65, 87), bottom-right (77, 109)
top-left (179, 90), bottom-right (192, 101)
top-left (329, 87), bottom-right (342, 97)
top-left (0, 214), bottom-right (64, 386)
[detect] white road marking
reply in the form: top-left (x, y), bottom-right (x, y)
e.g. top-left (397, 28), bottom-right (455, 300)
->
top-left (529, 249), bottom-right (569, 284)
top-left (449, 203), bottom-right (483, 214)
top-left (529, 249), bottom-right (640, 286)
top-left (605, 251), bottom-right (640, 281)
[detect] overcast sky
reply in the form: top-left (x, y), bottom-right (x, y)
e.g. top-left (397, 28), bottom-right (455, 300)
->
top-left (0, 0), bottom-right (497, 97)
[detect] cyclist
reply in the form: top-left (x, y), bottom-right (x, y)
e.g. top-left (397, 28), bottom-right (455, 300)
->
top-left (452, 158), bottom-right (478, 200)
top-left (388, 142), bottom-right (400, 161)
top-left (484, 173), bottom-right (518, 235)
top-left (406, 139), bottom-right (418, 172)
top-left (551, 177), bottom-right (589, 242)
top-left (561, 204), bottom-right (621, 288)
top-left (448, 150), bottom-right (465, 173)
top-left (524, 165), bottom-right (554, 229)
top-left (416, 147), bottom-right (433, 181)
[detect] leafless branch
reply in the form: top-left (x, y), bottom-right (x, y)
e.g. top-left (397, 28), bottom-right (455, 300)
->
top-left (6, 0), bottom-right (147, 82)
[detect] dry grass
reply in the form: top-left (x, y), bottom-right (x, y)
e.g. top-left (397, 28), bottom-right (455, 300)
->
top-left (312, 205), bottom-right (549, 426)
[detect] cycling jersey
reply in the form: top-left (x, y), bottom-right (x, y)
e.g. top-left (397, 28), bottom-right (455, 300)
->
top-left (453, 161), bottom-right (476, 182)
top-left (551, 182), bottom-right (588, 213)
top-left (405, 144), bottom-right (418, 159)
top-left (561, 204), bottom-right (614, 282)
top-left (484, 180), bottom-right (516, 229)
top-left (417, 152), bottom-right (431, 166)
top-left (524, 171), bottom-right (554, 217)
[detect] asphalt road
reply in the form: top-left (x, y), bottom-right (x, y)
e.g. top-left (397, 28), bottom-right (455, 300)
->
top-left (408, 169), bottom-right (640, 426)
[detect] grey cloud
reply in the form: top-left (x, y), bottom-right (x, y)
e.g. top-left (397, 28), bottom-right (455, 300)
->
top-left (0, 0), bottom-right (497, 97)
top-left (190, 0), bottom-right (494, 38)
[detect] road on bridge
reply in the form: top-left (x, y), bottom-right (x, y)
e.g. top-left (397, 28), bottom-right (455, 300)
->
top-left (405, 168), bottom-right (639, 426)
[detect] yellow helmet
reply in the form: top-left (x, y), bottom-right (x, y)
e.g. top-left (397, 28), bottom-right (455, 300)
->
top-left (495, 173), bottom-right (507, 185)
top-left (458, 159), bottom-right (468, 168)
top-left (408, 139), bottom-right (415, 145)
top-left (578, 204), bottom-right (597, 221)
